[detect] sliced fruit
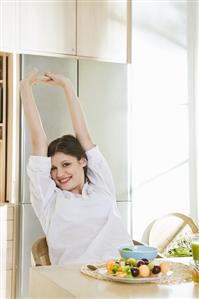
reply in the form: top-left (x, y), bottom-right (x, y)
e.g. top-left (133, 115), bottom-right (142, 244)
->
top-left (106, 260), bottom-right (115, 273)
top-left (139, 265), bottom-right (150, 277)
top-left (159, 262), bottom-right (169, 273)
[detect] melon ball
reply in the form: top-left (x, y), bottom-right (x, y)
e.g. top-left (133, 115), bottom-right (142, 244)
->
top-left (160, 262), bottom-right (169, 273)
top-left (139, 264), bottom-right (150, 277)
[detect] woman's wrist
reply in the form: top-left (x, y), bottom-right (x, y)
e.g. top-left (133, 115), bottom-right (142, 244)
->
top-left (63, 81), bottom-right (77, 99)
top-left (20, 79), bottom-right (33, 90)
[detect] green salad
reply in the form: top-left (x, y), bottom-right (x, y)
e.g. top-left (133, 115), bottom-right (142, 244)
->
top-left (167, 247), bottom-right (192, 257)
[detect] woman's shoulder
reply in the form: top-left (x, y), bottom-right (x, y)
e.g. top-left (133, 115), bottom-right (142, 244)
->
top-left (27, 155), bottom-right (51, 172)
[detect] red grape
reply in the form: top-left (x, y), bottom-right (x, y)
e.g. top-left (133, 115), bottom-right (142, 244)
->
top-left (137, 260), bottom-right (145, 267)
top-left (131, 267), bottom-right (139, 277)
top-left (141, 258), bottom-right (149, 265)
top-left (152, 265), bottom-right (161, 274)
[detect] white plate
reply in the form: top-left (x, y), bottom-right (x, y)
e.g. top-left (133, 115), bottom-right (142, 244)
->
top-left (97, 267), bottom-right (169, 284)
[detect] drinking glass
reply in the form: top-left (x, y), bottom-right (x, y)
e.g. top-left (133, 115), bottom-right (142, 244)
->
top-left (190, 259), bottom-right (199, 283)
top-left (191, 234), bottom-right (199, 262)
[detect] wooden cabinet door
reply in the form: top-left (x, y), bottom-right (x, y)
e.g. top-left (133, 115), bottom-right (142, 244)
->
top-left (77, 0), bottom-right (131, 63)
top-left (20, 0), bottom-right (76, 55)
top-left (0, 205), bottom-right (16, 299)
top-left (0, 1), bottom-right (20, 52)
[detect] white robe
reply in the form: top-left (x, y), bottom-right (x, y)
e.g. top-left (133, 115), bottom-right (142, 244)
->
top-left (27, 146), bottom-right (132, 265)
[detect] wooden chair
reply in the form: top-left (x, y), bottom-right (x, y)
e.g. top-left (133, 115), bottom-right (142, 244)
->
top-left (31, 237), bottom-right (51, 266)
top-left (31, 238), bottom-right (145, 267)
top-left (147, 212), bottom-right (199, 256)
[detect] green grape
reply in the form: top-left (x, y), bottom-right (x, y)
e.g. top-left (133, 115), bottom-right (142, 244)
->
top-left (126, 258), bottom-right (137, 266)
top-left (112, 264), bottom-right (119, 273)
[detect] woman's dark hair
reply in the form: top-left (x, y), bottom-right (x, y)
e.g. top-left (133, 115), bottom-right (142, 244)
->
top-left (48, 134), bottom-right (88, 179)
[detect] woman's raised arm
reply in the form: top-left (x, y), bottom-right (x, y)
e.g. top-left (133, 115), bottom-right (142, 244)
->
top-left (20, 69), bottom-right (49, 156)
top-left (44, 72), bottom-right (95, 151)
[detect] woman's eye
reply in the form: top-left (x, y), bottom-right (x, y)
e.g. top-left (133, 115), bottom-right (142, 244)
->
top-left (51, 167), bottom-right (56, 172)
top-left (63, 163), bottom-right (70, 167)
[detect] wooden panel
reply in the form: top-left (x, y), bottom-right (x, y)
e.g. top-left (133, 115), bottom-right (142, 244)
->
top-left (0, 54), bottom-right (7, 202)
top-left (0, 241), bottom-right (13, 270)
top-left (0, 205), bottom-right (16, 298)
top-left (20, 0), bottom-right (76, 55)
top-left (6, 54), bottom-right (20, 204)
top-left (77, 0), bottom-right (131, 63)
top-left (0, 142), bottom-right (3, 201)
top-left (0, 270), bottom-right (12, 299)
top-left (0, 220), bottom-right (13, 241)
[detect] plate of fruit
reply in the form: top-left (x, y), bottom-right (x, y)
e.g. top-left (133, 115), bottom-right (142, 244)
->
top-left (98, 258), bottom-right (170, 283)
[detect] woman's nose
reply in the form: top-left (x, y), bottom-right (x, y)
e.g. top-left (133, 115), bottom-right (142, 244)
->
top-left (57, 168), bottom-right (64, 178)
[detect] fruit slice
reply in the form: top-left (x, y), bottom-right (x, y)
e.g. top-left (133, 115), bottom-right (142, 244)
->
top-left (160, 262), bottom-right (169, 273)
top-left (106, 260), bottom-right (115, 273)
top-left (139, 265), bottom-right (150, 277)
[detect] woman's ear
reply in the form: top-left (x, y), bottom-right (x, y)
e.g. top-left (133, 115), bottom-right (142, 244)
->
top-left (80, 158), bottom-right (87, 167)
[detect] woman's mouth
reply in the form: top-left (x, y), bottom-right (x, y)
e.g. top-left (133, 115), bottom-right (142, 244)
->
top-left (58, 176), bottom-right (72, 185)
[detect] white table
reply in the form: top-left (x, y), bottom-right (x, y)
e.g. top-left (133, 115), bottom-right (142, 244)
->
top-left (28, 258), bottom-right (199, 299)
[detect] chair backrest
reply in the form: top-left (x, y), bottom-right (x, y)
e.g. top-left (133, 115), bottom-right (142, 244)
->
top-left (148, 212), bottom-right (199, 255)
top-left (133, 239), bottom-right (145, 246)
top-left (31, 238), bottom-right (156, 266)
top-left (31, 237), bottom-right (51, 266)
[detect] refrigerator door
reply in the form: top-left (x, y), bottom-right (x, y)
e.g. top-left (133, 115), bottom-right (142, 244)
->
top-left (18, 55), bottom-right (78, 298)
top-left (16, 204), bottom-right (44, 298)
top-left (79, 59), bottom-right (129, 203)
top-left (20, 54), bottom-right (77, 204)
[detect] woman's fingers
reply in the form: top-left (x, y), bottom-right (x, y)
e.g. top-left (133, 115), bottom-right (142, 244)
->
top-left (32, 75), bottom-right (50, 85)
top-left (44, 71), bottom-right (56, 79)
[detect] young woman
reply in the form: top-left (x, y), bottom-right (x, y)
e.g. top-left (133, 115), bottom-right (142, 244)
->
top-left (20, 68), bottom-right (132, 265)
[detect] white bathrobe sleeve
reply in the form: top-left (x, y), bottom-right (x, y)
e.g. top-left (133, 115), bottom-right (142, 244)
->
top-left (86, 146), bottom-right (116, 197)
top-left (27, 156), bottom-right (58, 233)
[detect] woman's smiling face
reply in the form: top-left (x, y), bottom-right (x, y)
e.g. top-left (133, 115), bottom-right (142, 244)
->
top-left (50, 152), bottom-right (87, 194)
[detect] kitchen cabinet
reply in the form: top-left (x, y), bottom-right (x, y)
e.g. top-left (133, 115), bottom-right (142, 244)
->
top-left (0, 52), bottom-right (17, 204)
top-left (0, 1), bottom-right (20, 52)
top-left (20, 0), bottom-right (76, 55)
top-left (77, 0), bottom-right (131, 63)
top-left (0, 204), bottom-right (17, 299)
top-left (0, 1), bottom-right (131, 63)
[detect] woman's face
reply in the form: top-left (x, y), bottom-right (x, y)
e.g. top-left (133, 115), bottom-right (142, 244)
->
top-left (50, 152), bottom-right (87, 193)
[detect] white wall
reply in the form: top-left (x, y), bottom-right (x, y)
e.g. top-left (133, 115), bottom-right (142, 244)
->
top-left (187, 1), bottom-right (199, 224)
top-left (129, 1), bottom-right (190, 241)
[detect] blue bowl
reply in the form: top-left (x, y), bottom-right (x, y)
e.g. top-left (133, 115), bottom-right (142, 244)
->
top-left (119, 245), bottom-right (158, 261)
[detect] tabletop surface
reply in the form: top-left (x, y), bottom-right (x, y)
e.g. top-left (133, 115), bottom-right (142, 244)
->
top-left (29, 258), bottom-right (199, 299)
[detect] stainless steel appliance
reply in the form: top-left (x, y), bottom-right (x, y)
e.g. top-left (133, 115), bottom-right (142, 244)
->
top-left (17, 54), bottom-right (130, 298)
